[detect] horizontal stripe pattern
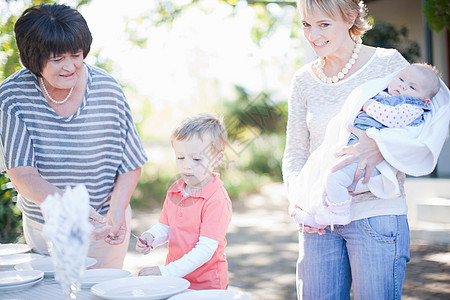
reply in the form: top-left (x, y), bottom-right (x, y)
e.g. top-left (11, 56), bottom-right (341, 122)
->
top-left (0, 65), bottom-right (147, 223)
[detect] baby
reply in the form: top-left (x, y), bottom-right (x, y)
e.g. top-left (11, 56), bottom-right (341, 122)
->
top-left (295, 63), bottom-right (441, 228)
top-left (135, 113), bottom-right (232, 290)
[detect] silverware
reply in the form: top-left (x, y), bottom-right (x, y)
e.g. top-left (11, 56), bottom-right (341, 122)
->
top-left (130, 232), bottom-right (153, 249)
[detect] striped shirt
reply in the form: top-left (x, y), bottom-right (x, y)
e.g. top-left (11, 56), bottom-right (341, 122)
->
top-left (0, 64), bottom-right (148, 223)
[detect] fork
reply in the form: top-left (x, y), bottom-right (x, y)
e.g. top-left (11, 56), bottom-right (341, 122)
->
top-left (130, 232), bottom-right (153, 249)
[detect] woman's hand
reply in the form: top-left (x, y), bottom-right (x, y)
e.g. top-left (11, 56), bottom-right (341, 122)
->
top-left (89, 207), bottom-right (113, 240)
top-left (105, 168), bottom-right (141, 245)
top-left (138, 266), bottom-right (162, 276)
top-left (104, 208), bottom-right (127, 245)
top-left (331, 125), bottom-right (384, 184)
top-left (135, 232), bottom-right (154, 255)
top-left (89, 207), bottom-right (106, 224)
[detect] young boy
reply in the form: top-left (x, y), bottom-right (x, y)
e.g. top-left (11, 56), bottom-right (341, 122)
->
top-left (293, 63), bottom-right (442, 228)
top-left (136, 113), bottom-right (232, 290)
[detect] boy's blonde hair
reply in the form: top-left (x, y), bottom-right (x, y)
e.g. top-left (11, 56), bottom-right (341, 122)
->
top-left (411, 63), bottom-right (441, 99)
top-left (172, 113), bottom-right (228, 154)
top-left (297, 0), bottom-right (372, 40)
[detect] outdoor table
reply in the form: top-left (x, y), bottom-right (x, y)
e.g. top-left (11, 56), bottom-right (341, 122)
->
top-left (0, 277), bottom-right (101, 300)
top-left (0, 274), bottom-right (250, 299)
top-left (0, 276), bottom-right (201, 300)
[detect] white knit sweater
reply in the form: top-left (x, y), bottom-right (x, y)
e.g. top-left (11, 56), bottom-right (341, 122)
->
top-left (282, 47), bottom-right (410, 221)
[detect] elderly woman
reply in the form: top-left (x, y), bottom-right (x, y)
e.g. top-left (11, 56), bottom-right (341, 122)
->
top-left (0, 3), bottom-right (147, 268)
top-left (283, 0), bottom-right (448, 299)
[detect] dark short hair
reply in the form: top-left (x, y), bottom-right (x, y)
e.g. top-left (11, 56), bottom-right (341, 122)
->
top-left (14, 3), bottom-right (92, 76)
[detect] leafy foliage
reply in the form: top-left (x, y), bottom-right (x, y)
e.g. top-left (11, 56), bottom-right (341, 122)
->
top-left (0, 174), bottom-right (21, 243)
top-left (422, 0), bottom-right (450, 32)
top-left (132, 167), bottom-right (175, 209)
top-left (124, 0), bottom-right (446, 52)
top-left (224, 85), bottom-right (287, 141)
top-left (363, 20), bottom-right (421, 62)
top-left (220, 86), bottom-right (287, 186)
top-left (242, 134), bottom-right (284, 180)
top-left (124, 0), bottom-right (298, 47)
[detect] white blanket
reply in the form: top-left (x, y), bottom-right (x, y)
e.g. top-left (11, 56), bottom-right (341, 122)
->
top-left (289, 70), bottom-right (450, 214)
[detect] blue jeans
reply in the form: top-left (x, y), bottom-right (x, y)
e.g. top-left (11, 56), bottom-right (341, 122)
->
top-left (297, 215), bottom-right (410, 300)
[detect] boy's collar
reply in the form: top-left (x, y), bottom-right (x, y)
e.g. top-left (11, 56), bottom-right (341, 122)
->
top-left (169, 173), bottom-right (223, 199)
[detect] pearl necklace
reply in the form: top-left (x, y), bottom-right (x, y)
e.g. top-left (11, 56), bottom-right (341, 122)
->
top-left (39, 77), bottom-right (73, 104)
top-left (314, 37), bottom-right (362, 84)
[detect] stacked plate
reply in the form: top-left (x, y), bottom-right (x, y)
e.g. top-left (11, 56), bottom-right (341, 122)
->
top-left (0, 244), bottom-right (31, 256)
top-left (15, 256), bottom-right (97, 278)
top-left (0, 270), bottom-right (44, 293)
top-left (0, 253), bottom-right (46, 271)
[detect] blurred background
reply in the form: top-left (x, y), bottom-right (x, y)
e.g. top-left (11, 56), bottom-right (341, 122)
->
top-left (1, 0), bottom-right (449, 244)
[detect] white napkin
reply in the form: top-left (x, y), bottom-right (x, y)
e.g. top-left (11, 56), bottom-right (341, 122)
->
top-left (41, 185), bottom-right (93, 296)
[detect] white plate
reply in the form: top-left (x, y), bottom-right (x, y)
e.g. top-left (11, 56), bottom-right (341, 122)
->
top-left (0, 270), bottom-right (44, 287)
top-left (81, 269), bottom-right (131, 289)
top-left (168, 289), bottom-right (251, 300)
top-left (91, 276), bottom-right (190, 300)
top-left (15, 256), bottom-right (97, 277)
top-left (0, 253), bottom-right (45, 270)
top-left (0, 276), bottom-right (43, 293)
top-left (85, 257), bottom-right (98, 269)
top-left (0, 244), bottom-right (31, 256)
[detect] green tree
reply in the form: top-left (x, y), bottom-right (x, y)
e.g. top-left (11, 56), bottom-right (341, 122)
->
top-left (423, 0), bottom-right (449, 32)
top-left (224, 85), bottom-right (287, 141)
top-left (124, 0), bottom-right (298, 47)
top-left (363, 20), bottom-right (421, 62)
top-left (221, 86), bottom-right (287, 182)
top-left (126, 0), bottom-right (427, 65)
top-left (0, 175), bottom-right (20, 243)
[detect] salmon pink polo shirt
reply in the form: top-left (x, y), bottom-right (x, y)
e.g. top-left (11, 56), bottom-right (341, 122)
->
top-left (158, 173), bottom-right (232, 290)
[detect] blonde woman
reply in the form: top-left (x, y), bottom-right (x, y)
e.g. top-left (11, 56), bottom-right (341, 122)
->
top-left (283, 0), bottom-right (448, 298)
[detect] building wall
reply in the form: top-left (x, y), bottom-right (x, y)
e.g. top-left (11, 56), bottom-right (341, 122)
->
top-left (367, 0), bottom-right (425, 58)
top-left (432, 30), bottom-right (449, 85)
top-left (367, 0), bottom-right (449, 84)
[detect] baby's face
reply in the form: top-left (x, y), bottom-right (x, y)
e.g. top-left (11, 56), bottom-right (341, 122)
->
top-left (388, 66), bottom-right (432, 103)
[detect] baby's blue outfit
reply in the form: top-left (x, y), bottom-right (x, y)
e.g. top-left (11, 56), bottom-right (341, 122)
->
top-left (327, 90), bottom-right (431, 203)
top-left (348, 90), bottom-right (430, 145)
